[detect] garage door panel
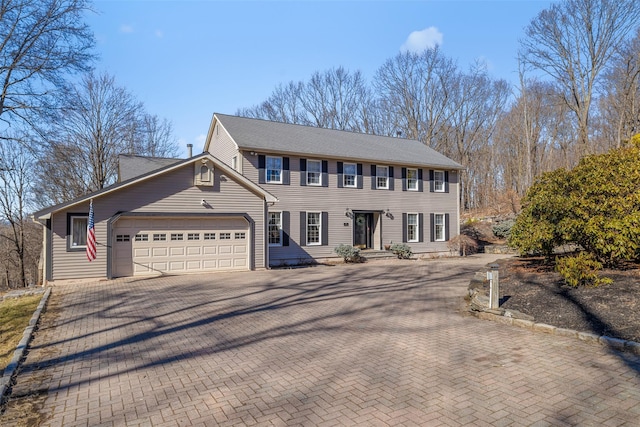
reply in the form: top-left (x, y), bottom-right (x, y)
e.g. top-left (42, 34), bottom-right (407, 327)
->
top-left (134, 263), bottom-right (150, 273)
top-left (151, 262), bottom-right (168, 271)
top-left (152, 247), bottom-right (168, 257)
top-left (113, 217), bottom-right (250, 277)
top-left (170, 247), bottom-right (185, 256)
top-left (134, 248), bottom-right (150, 257)
top-left (186, 260), bottom-right (201, 270)
top-left (203, 259), bottom-right (217, 269)
top-left (169, 261), bottom-right (184, 270)
top-left (203, 246), bottom-right (217, 255)
top-left (187, 246), bottom-right (201, 256)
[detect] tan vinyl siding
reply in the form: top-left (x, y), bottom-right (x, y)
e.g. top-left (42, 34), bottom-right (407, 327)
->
top-left (252, 155), bottom-right (459, 265)
top-left (208, 122), bottom-right (240, 170)
top-left (51, 201), bottom-right (107, 280)
top-left (50, 165), bottom-right (265, 280)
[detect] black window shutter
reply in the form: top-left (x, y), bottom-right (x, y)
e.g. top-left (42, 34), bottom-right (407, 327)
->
top-left (445, 213), bottom-right (450, 241)
top-left (300, 159), bottom-right (307, 186)
top-left (402, 167), bottom-right (407, 191)
top-left (322, 160), bottom-right (328, 187)
top-left (282, 211), bottom-right (290, 247)
top-left (258, 155), bottom-right (266, 184)
top-left (429, 170), bottom-right (434, 192)
top-left (430, 213), bottom-right (435, 242)
top-left (357, 163), bottom-right (363, 189)
top-left (300, 211), bottom-right (306, 246)
top-left (337, 162), bottom-right (343, 188)
top-left (418, 169), bottom-right (424, 192)
top-left (283, 157), bottom-right (290, 185)
top-left (388, 166), bottom-right (394, 191)
top-left (444, 171), bottom-right (450, 193)
top-left (371, 165), bottom-right (376, 190)
top-left (321, 211), bottom-right (329, 246)
top-left (402, 213), bottom-right (408, 243)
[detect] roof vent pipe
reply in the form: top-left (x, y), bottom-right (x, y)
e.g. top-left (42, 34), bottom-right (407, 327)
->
top-left (187, 143), bottom-right (193, 158)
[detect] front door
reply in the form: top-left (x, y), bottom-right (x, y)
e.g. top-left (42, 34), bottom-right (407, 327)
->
top-left (354, 213), bottom-right (373, 249)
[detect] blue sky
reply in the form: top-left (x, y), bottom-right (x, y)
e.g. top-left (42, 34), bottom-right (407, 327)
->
top-left (86, 0), bottom-right (554, 156)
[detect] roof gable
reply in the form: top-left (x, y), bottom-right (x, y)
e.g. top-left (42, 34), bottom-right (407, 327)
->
top-left (33, 153), bottom-right (277, 220)
top-left (207, 113), bottom-right (463, 169)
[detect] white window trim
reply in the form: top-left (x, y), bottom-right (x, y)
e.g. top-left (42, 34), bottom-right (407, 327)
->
top-left (232, 155), bottom-right (238, 171)
top-left (306, 159), bottom-right (322, 186)
top-left (268, 211), bottom-right (283, 247)
top-left (434, 213), bottom-right (446, 242)
top-left (69, 215), bottom-right (88, 249)
top-left (306, 211), bottom-right (322, 246)
top-left (407, 213), bottom-right (419, 243)
top-left (407, 168), bottom-right (418, 191)
top-left (266, 155), bottom-right (283, 184)
top-left (434, 170), bottom-right (445, 193)
top-left (376, 165), bottom-right (389, 189)
top-left (343, 162), bottom-right (357, 188)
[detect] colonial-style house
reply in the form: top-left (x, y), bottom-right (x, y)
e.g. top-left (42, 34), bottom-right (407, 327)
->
top-left (33, 113), bottom-right (463, 282)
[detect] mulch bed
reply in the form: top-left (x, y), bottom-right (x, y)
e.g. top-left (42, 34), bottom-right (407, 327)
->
top-left (494, 257), bottom-right (640, 343)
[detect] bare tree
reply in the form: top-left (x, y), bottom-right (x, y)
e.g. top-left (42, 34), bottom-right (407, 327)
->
top-left (597, 27), bottom-right (640, 148)
top-left (0, 137), bottom-right (39, 287)
top-left (132, 114), bottom-right (180, 158)
top-left (239, 68), bottom-right (373, 133)
top-left (299, 67), bottom-right (371, 132)
top-left (238, 81), bottom-right (306, 124)
top-left (520, 0), bottom-right (640, 153)
top-left (446, 63), bottom-right (510, 209)
top-left (0, 0), bottom-right (95, 133)
top-left (374, 47), bottom-right (459, 146)
top-left (37, 71), bottom-right (179, 205)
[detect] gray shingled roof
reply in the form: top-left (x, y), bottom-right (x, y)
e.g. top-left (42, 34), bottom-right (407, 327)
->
top-left (216, 114), bottom-right (463, 169)
top-left (118, 155), bottom-right (181, 182)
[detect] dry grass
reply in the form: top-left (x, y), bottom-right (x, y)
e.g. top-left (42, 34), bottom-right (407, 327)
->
top-left (0, 295), bottom-right (41, 375)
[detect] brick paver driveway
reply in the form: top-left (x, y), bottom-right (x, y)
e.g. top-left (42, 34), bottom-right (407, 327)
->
top-left (3, 255), bottom-right (640, 426)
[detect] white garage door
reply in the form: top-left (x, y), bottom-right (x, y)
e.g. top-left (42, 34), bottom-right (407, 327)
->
top-left (113, 217), bottom-right (249, 277)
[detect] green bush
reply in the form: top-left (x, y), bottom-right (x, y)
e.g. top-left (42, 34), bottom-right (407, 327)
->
top-left (492, 219), bottom-right (515, 239)
top-left (334, 244), bottom-right (361, 263)
top-left (555, 252), bottom-right (613, 287)
top-left (390, 243), bottom-right (412, 259)
top-left (510, 137), bottom-right (640, 265)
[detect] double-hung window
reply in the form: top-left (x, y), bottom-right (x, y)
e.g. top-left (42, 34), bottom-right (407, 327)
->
top-left (69, 215), bottom-right (88, 249)
top-left (266, 156), bottom-right (283, 183)
top-left (434, 214), bottom-right (446, 241)
top-left (407, 168), bottom-right (418, 191)
top-left (407, 213), bottom-right (419, 242)
top-left (307, 212), bottom-right (321, 245)
top-left (343, 163), bottom-right (357, 187)
top-left (434, 170), bottom-right (445, 192)
top-left (376, 166), bottom-right (389, 189)
top-left (307, 160), bottom-right (322, 186)
top-left (268, 212), bottom-right (282, 246)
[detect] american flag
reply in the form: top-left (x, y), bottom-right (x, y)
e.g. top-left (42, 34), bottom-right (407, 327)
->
top-left (86, 199), bottom-right (96, 261)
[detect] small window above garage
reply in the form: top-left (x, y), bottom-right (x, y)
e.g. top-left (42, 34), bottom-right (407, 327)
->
top-left (194, 159), bottom-right (214, 186)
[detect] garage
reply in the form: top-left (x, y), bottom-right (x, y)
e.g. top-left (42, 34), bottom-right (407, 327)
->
top-left (112, 217), bottom-right (250, 277)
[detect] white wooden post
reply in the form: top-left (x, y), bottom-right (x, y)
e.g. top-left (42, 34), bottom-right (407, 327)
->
top-left (489, 263), bottom-right (500, 309)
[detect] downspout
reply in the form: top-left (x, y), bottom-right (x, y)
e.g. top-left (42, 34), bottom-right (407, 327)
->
top-left (31, 214), bottom-right (51, 286)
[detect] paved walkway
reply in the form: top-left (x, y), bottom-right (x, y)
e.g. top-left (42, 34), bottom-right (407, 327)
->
top-left (3, 255), bottom-right (640, 426)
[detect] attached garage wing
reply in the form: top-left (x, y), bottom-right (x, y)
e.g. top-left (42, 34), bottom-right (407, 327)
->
top-left (113, 217), bottom-right (250, 277)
